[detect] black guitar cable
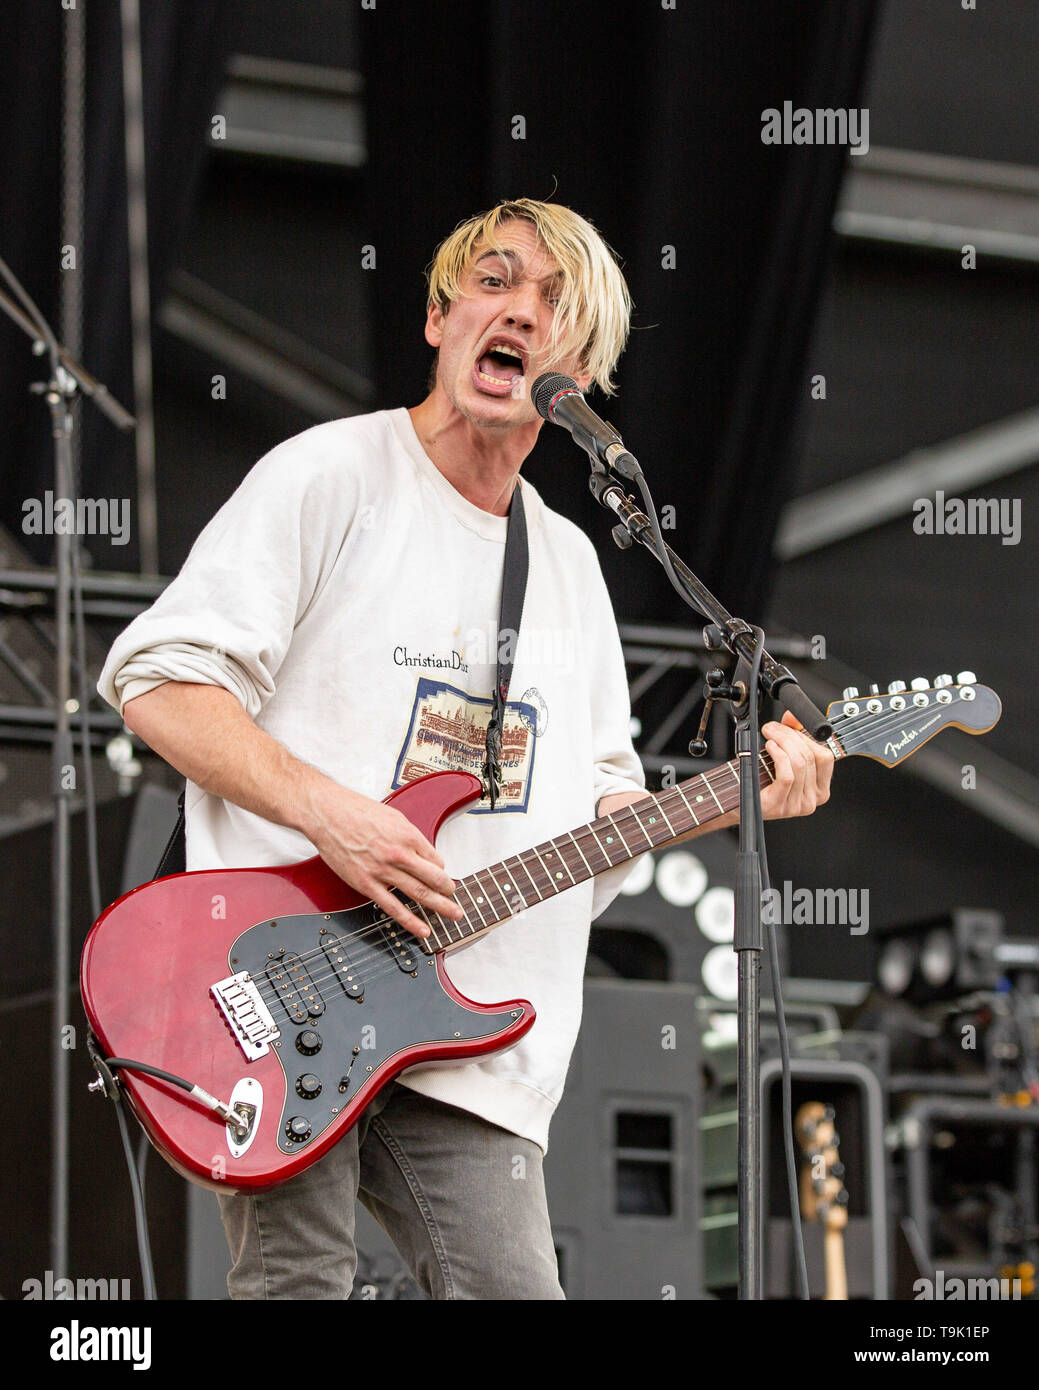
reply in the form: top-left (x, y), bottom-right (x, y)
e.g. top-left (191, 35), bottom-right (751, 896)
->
top-left (87, 1047), bottom-right (252, 1300)
top-left (113, 1093), bottom-right (157, 1301)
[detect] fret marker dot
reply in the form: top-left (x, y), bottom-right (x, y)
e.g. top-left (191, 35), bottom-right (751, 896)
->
top-left (696, 795), bottom-right (704, 803)
top-left (476, 896), bottom-right (484, 904)
top-left (649, 816), bottom-right (657, 824)
top-left (606, 835), bottom-right (614, 844)
top-left (555, 872), bottom-right (563, 880)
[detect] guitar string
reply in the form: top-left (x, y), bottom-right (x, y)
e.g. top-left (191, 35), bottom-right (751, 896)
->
top-left (239, 693), bottom-right (982, 1011)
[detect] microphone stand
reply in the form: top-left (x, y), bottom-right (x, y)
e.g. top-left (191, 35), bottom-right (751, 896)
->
top-left (585, 455), bottom-right (831, 1300)
top-left (0, 254), bottom-right (135, 1281)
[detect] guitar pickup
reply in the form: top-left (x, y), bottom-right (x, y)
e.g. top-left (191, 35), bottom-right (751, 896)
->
top-left (379, 921), bottom-right (421, 975)
top-left (211, 972), bottom-right (281, 1061)
top-left (321, 933), bottom-right (364, 1000)
top-left (265, 952), bottom-right (326, 1024)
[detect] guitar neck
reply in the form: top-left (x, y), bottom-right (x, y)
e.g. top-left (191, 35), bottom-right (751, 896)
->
top-left (418, 745), bottom-right (821, 953)
top-left (824, 1226), bottom-right (849, 1301)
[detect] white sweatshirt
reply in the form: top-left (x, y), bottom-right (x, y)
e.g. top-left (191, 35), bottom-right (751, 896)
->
top-left (97, 408), bottom-right (645, 1152)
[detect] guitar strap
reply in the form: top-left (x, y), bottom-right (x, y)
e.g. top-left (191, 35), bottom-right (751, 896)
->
top-left (483, 481), bottom-right (528, 810)
top-left (151, 482), bottom-right (529, 876)
top-left (152, 788), bottom-right (186, 880)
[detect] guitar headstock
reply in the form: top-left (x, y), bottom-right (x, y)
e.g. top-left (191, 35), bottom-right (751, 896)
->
top-left (826, 672), bottom-right (1001, 767)
top-left (795, 1101), bottom-right (848, 1234)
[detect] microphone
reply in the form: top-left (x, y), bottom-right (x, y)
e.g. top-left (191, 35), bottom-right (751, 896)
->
top-left (531, 373), bottom-right (641, 478)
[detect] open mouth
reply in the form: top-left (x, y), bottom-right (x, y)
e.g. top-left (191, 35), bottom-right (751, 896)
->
top-left (475, 341), bottom-right (526, 390)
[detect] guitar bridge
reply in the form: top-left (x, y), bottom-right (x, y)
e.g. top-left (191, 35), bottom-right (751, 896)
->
top-left (211, 971), bottom-right (281, 1060)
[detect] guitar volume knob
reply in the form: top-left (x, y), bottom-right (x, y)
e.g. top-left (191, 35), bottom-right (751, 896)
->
top-left (296, 1030), bottom-right (323, 1055)
top-left (286, 1116), bottom-right (312, 1143)
top-left (295, 1073), bottom-right (322, 1099)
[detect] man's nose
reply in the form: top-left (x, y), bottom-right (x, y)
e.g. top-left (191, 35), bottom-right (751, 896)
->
top-left (503, 280), bottom-right (540, 328)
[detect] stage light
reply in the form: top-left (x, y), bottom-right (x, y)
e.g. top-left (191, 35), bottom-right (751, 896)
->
top-left (920, 927), bottom-right (956, 988)
top-left (655, 849), bottom-right (708, 907)
top-left (878, 938), bottom-right (915, 996)
top-left (696, 886), bottom-right (735, 944)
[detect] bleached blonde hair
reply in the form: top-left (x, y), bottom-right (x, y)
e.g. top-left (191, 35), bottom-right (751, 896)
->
top-left (425, 198), bottom-right (633, 396)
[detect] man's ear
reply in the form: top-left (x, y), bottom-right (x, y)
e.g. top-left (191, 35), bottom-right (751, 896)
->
top-left (424, 302), bottom-right (445, 349)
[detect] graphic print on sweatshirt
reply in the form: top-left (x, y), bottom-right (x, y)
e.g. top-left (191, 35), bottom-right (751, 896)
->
top-left (391, 676), bottom-right (537, 813)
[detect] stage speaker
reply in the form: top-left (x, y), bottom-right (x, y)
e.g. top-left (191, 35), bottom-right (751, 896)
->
top-left (543, 978), bottom-right (705, 1299)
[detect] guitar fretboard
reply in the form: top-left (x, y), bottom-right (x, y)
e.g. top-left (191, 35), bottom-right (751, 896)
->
top-left (414, 750), bottom-right (782, 953)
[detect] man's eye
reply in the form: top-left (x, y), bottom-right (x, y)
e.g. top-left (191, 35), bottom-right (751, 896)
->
top-left (481, 275), bottom-right (505, 288)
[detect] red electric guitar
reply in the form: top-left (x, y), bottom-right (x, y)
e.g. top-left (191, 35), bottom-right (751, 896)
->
top-left (81, 675), bottom-right (1000, 1192)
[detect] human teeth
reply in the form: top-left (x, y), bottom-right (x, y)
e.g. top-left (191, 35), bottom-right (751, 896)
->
top-left (487, 344), bottom-right (522, 359)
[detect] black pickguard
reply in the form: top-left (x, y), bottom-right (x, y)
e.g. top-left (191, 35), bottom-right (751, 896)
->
top-left (227, 905), bottom-right (522, 1153)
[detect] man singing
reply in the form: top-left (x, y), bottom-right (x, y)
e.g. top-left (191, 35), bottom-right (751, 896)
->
top-left (98, 198), bottom-right (832, 1299)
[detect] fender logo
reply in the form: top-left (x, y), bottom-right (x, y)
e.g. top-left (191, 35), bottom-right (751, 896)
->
top-left (884, 728), bottom-right (918, 758)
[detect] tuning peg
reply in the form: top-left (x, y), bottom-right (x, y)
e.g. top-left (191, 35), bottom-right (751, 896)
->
top-left (869, 683), bottom-right (880, 695)
top-left (957, 670), bottom-right (977, 685)
top-left (911, 678), bottom-right (929, 691)
top-left (934, 674), bottom-right (953, 688)
top-left (841, 686), bottom-right (859, 701)
top-left (887, 680), bottom-right (906, 694)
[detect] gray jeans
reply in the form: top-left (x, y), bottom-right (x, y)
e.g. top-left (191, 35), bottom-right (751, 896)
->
top-left (217, 1081), bottom-right (565, 1300)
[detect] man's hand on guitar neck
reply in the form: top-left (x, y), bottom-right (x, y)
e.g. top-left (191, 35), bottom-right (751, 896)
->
top-left (598, 710), bottom-right (834, 839)
top-left (122, 681), bottom-right (464, 941)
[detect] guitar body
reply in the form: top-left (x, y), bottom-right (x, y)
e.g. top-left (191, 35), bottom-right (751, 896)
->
top-left (81, 771), bottom-right (535, 1193)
